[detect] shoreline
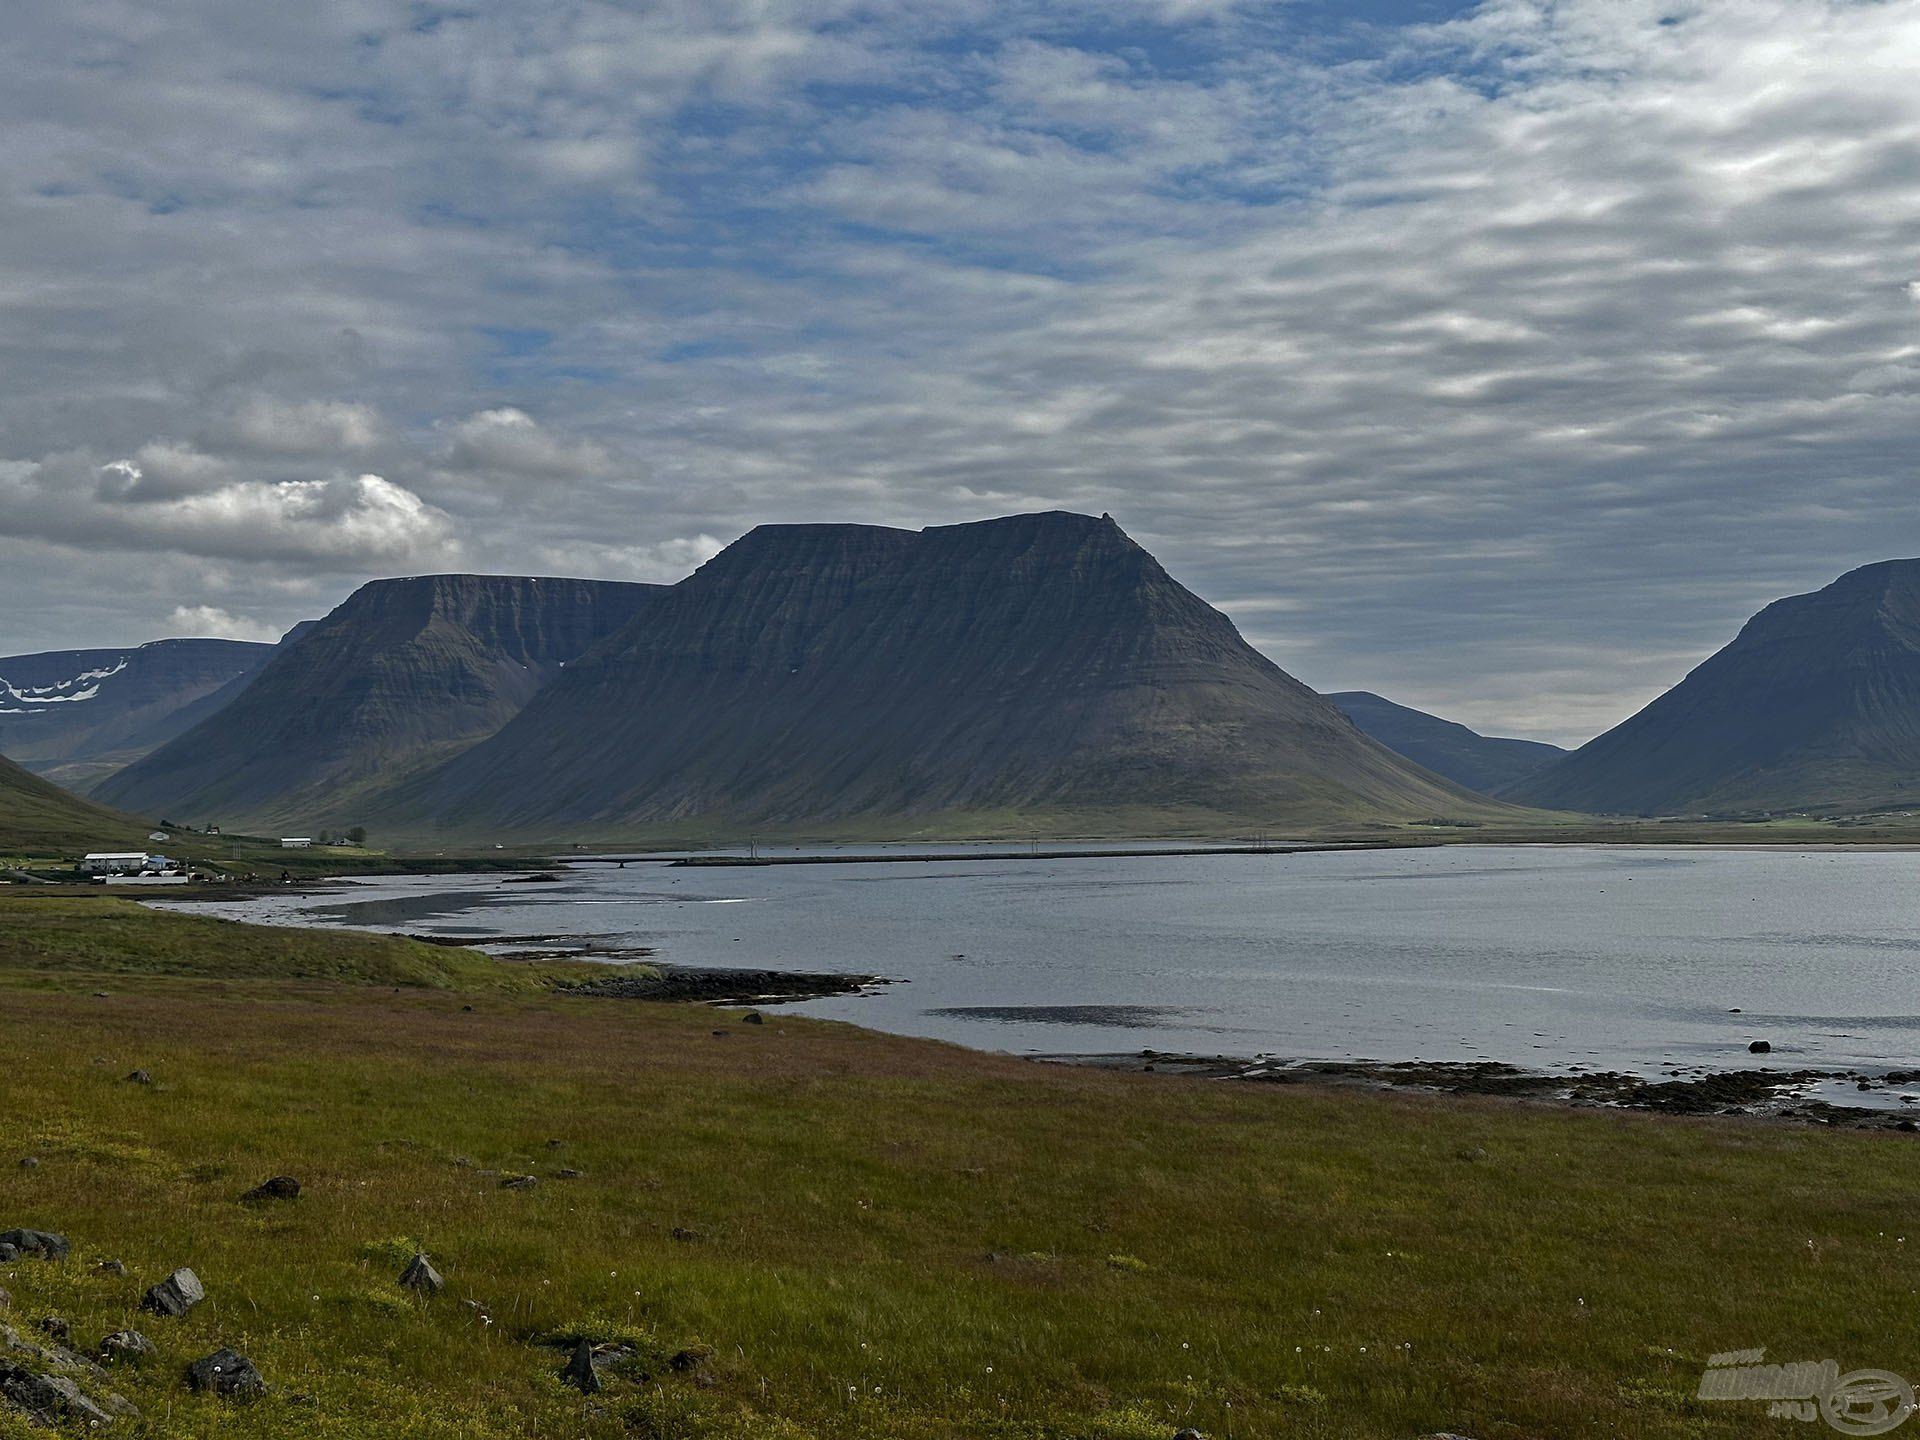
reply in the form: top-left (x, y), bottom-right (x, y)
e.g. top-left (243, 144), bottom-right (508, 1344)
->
top-left (1050, 1052), bottom-right (1920, 1130)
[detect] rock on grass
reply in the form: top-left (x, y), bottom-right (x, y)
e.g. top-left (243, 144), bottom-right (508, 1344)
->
top-left (0, 1230), bottom-right (69, 1261)
top-left (560, 1340), bottom-right (601, 1395)
top-left (399, 1254), bottom-right (444, 1295)
top-left (0, 1361), bottom-right (116, 1428)
top-left (141, 1268), bottom-right (205, 1318)
top-left (100, 1332), bottom-right (155, 1367)
top-left (185, 1348), bottom-right (265, 1400)
top-left (241, 1175), bottom-right (301, 1203)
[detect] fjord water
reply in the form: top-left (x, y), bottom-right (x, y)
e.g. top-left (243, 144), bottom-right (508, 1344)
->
top-left (181, 846), bottom-right (1920, 1079)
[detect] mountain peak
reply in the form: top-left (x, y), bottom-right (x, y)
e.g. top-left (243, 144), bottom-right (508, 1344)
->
top-left (1508, 558), bottom-right (1920, 815)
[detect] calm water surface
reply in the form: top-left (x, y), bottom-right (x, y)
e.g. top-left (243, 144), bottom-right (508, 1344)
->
top-left (164, 845), bottom-right (1920, 1080)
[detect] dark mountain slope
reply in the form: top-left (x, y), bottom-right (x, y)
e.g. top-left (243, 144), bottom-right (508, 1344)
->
top-left (1328, 692), bottom-right (1565, 795)
top-left (0, 638), bottom-right (275, 791)
top-left (1506, 560), bottom-right (1920, 815)
top-left (400, 512), bottom-right (1503, 835)
top-left (95, 576), bottom-right (659, 827)
top-left (0, 753), bottom-right (148, 853)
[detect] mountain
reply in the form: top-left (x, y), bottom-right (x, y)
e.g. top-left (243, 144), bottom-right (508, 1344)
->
top-left (1327, 692), bottom-right (1565, 796)
top-left (0, 638), bottom-right (277, 792)
top-left (395, 512), bottom-right (1506, 837)
top-left (0, 752), bottom-right (149, 854)
top-left (94, 576), bottom-right (660, 828)
top-left (1505, 560), bottom-right (1920, 816)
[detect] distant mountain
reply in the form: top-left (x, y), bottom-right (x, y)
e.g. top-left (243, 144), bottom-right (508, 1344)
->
top-left (395, 512), bottom-right (1507, 836)
top-left (0, 638), bottom-right (277, 792)
top-left (1506, 560), bottom-right (1920, 816)
top-left (95, 576), bottom-right (659, 828)
top-left (1327, 692), bottom-right (1565, 796)
top-left (0, 752), bottom-right (148, 854)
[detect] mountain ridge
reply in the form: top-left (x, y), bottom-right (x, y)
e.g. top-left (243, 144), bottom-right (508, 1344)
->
top-left (1505, 559), bottom-right (1920, 815)
top-left (391, 511), bottom-right (1512, 836)
top-left (1327, 691), bottom-right (1565, 796)
top-left (0, 637), bottom-right (277, 792)
top-left (95, 575), bottom-right (661, 828)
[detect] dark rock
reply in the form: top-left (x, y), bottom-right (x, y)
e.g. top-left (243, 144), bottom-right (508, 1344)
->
top-left (555, 1168), bottom-right (583, 1179)
top-left (670, 1227), bottom-right (701, 1244)
top-left (141, 1268), bottom-right (206, 1318)
top-left (560, 1339), bottom-right (601, 1394)
top-left (126, 1070), bottom-right (153, 1085)
top-left (0, 1230), bottom-right (70, 1261)
top-left (0, 1246), bottom-right (16, 1264)
top-left (711, 1029), bottom-right (730, 1038)
top-left (185, 1347), bottom-right (265, 1400)
top-left (16, 1158), bottom-right (37, 1171)
top-left (1900, 1120), bottom-right (1918, 1133)
top-left (37, 1318), bottom-right (69, 1344)
top-left (669, 1346), bottom-right (712, 1373)
top-left (241, 1176), bottom-right (301, 1203)
top-left (398, 1254), bottom-right (443, 1295)
top-left (1172, 1431), bottom-right (1206, 1440)
top-left (0, 1290), bottom-right (9, 1311)
top-left (1749, 1040), bottom-right (1772, 1054)
top-left (95, 1259), bottom-right (128, 1277)
top-left (0, 1361), bottom-right (115, 1427)
top-left (545, 1139), bottom-right (564, 1150)
top-left (741, 1011), bottom-right (764, 1025)
top-left (100, 1331), bottom-right (155, 1366)
top-left (500, 1175), bottom-right (538, 1191)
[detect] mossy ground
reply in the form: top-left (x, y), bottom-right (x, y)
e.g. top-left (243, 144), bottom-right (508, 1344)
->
top-left (3, 898), bottom-right (1919, 1438)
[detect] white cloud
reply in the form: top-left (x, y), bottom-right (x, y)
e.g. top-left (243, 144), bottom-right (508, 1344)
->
top-left (163, 604), bottom-right (283, 643)
top-left (443, 408), bottom-right (615, 481)
top-left (3, 0), bottom-right (1920, 741)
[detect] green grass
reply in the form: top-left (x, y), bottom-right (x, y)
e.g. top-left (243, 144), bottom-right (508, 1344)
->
top-left (3, 902), bottom-right (1919, 1438)
top-left (0, 896), bottom-right (595, 991)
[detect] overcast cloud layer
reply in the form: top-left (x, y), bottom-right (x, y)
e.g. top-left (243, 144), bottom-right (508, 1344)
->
top-left (3, 0), bottom-right (1918, 743)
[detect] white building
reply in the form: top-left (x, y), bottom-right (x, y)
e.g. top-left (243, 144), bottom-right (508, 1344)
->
top-left (79, 852), bottom-right (154, 874)
top-left (280, 837), bottom-right (312, 849)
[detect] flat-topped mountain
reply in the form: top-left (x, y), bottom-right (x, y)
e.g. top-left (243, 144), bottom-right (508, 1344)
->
top-left (1506, 560), bottom-right (1920, 815)
top-left (397, 512), bottom-right (1501, 835)
top-left (95, 576), bottom-right (660, 828)
top-left (0, 638), bottom-right (276, 792)
top-left (1328, 692), bottom-right (1565, 796)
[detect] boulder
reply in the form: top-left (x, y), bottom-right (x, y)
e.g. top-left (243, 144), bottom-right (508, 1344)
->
top-left (241, 1176), bottom-right (301, 1203)
top-left (0, 1246), bottom-right (15, 1264)
top-left (37, 1318), bottom-right (69, 1344)
top-left (185, 1348), bottom-right (265, 1400)
top-left (741, 1011), bottom-right (765, 1025)
top-left (1173, 1431), bottom-right (1206, 1440)
top-left (0, 1361), bottom-right (116, 1428)
top-left (0, 1230), bottom-right (70, 1261)
top-left (560, 1339), bottom-right (601, 1395)
top-left (499, 1175), bottom-right (538, 1191)
top-left (125, 1070), bottom-right (153, 1085)
top-left (0, 1290), bottom-right (10, 1312)
top-left (16, 1158), bottom-right (37, 1171)
top-left (398, 1254), bottom-right (444, 1295)
top-left (1749, 1040), bottom-right (1772, 1054)
top-left (96, 1260), bottom-right (128, 1278)
top-left (141, 1268), bottom-right (206, 1319)
top-left (99, 1331), bottom-right (155, 1367)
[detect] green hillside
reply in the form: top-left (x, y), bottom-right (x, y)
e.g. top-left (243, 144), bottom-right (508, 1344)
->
top-left (0, 751), bottom-right (149, 856)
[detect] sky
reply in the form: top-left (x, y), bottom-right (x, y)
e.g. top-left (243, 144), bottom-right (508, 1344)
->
top-left (2, 0), bottom-right (1918, 746)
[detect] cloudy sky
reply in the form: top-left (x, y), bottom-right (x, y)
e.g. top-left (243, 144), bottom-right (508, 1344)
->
top-left (3, 0), bottom-right (1917, 745)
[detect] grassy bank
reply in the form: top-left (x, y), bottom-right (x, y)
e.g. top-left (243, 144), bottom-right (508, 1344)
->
top-left (3, 902), bottom-right (1919, 1438)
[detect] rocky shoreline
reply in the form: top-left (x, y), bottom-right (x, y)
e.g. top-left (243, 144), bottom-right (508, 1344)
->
top-left (1053, 1053), bottom-right (1920, 1130)
top-left (559, 965), bottom-right (885, 1006)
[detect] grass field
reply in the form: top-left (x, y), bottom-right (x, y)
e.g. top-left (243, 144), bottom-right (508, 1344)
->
top-left (4, 897), bottom-right (1920, 1438)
